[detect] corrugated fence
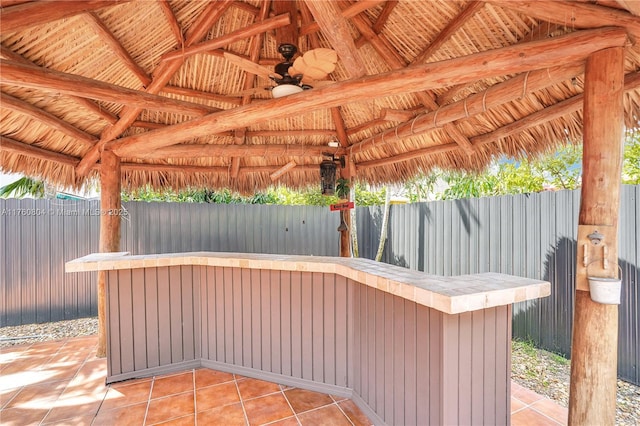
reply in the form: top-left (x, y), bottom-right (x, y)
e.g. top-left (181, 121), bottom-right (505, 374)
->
top-left (1, 187), bottom-right (638, 383)
top-left (0, 199), bottom-right (339, 326)
top-left (357, 185), bottom-right (639, 385)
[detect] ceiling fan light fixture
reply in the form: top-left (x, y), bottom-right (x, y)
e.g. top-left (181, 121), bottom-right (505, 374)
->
top-left (272, 84), bottom-right (303, 98)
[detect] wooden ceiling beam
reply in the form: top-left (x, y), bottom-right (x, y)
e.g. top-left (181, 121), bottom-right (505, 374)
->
top-left (304, 0), bottom-right (368, 78)
top-left (273, 0), bottom-right (299, 46)
top-left (471, 71), bottom-right (640, 147)
top-left (158, 0), bottom-right (184, 45)
top-left (161, 13), bottom-right (290, 63)
top-left (75, 0), bottom-right (235, 177)
top-left (82, 12), bottom-right (151, 86)
top-left (488, 0), bottom-right (640, 41)
top-left (413, 2), bottom-right (484, 64)
top-left (347, 5), bottom-right (475, 154)
top-left (0, 92), bottom-right (97, 148)
top-left (132, 144), bottom-right (342, 160)
top-left (299, 0), bottom-right (386, 36)
top-left (1, 136), bottom-right (81, 167)
top-left (0, 0), bottom-right (131, 34)
top-left (349, 62), bottom-right (584, 154)
top-left (118, 163), bottom-right (319, 175)
top-left (373, 0), bottom-right (399, 33)
top-left (0, 45), bottom-right (119, 125)
top-left (161, 85), bottom-right (242, 106)
top-left (0, 60), bottom-right (219, 116)
top-left (357, 70), bottom-right (640, 171)
top-left (437, 21), bottom-right (563, 105)
top-left (109, 27), bottom-right (628, 157)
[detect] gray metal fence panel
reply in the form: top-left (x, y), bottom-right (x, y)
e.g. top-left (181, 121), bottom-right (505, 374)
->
top-left (356, 186), bottom-right (639, 384)
top-left (1, 200), bottom-right (339, 327)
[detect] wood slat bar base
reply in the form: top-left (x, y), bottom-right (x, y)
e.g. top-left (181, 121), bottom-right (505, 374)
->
top-left (66, 252), bottom-right (548, 425)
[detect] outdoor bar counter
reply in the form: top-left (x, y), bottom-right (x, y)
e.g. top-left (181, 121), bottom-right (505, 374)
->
top-left (67, 251), bottom-right (550, 425)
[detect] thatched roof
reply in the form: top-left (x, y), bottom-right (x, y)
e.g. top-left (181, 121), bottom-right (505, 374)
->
top-left (1, 0), bottom-right (639, 193)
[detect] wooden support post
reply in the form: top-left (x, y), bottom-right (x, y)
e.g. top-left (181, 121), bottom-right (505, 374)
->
top-left (568, 47), bottom-right (624, 425)
top-left (97, 150), bottom-right (122, 357)
top-left (339, 156), bottom-right (353, 258)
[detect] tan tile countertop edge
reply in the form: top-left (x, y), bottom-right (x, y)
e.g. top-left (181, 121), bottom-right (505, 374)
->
top-left (66, 252), bottom-right (550, 314)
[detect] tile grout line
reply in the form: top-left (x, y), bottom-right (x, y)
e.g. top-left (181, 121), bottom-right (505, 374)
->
top-left (192, 369), bottom-right (197, 426)
top-left (142, 376), bottom-right (155, 426)
top-left (528, 403), bottom-right (566, 425)
top-left (233, 374), bottom-right (251, 425)
top-left (279, 386), bottom-right (302, 425)
top-left (332, 398), bottom-right (356, 426)
top-left (38, 338), bottom-right (95, 425)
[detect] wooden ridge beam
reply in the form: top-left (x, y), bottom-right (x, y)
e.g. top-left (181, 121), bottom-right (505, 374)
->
top-left (136, 144), bottom-right (341, 160)
top-left (0, 60), bottom-right (219, 116)
top-left (75, 0), bottom-right (235, 177)
top-left (0, 0), bottom-right (131, 34)
top-left (109, 28), bottom-right (629, 157)
top-left (161, 13), bottom-right (291, 62)
top-left (373, 0), bottom-right (399, 33)
top-left (83, 12), bottom-right (151, 86)
top-left (348, 62), bottom-right (585, 154)
top-left (488, 0), bottom-right (640, 41)
top-left (0, 92), bottom-right (98, 148)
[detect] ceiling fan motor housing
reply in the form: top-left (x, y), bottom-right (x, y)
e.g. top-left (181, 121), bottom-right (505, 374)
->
top-left (272, 43), bottom-right (304, 86)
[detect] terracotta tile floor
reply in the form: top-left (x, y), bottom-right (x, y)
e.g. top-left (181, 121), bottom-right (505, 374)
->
top-left (1, 336), bottom-right (567, 425)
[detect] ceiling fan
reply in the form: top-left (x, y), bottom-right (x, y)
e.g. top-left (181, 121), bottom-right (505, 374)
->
top-left (224, 43), bottom-right (337, 98)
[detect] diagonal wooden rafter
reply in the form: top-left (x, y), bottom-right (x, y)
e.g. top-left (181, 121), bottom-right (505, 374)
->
top-left (107, 28), bottom-right (628, 158)
top-left (356, 71), bottom-right (640, 170)
top-left (161, 85), bottom-right (242, 106)
top-left (299, 0), bottom-right (386, 37)
top-left (412, 1), bottom-right (484, 65)
top-left (0, 92), bottom-right (97, 149)
top-left (75, 0), bottom-right (235, 176)
top-left (348, 62), bottom-right (584, 154)
top-left (347, 3), bottom-right (476, 154)
top-left (0, 60), bottom-right (219, 116)
top-left (304, 0), bottom-right (368, 79)
top-left (0, 45), bottom-right (119, 125)
top-left (82, 12), bottom-right (151, 87)
top-left (1, 135), bottom-right (83, 167)
top-left (487, 0), bottom-right (640, 41)
top-left (0, 0), bottom-right (132, 34)
top-left (158, 0), bottom-right (184, 46)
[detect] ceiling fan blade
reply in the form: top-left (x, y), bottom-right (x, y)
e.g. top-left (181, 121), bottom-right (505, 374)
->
top-left (223, 52), bottom-right (282, 80)
top-left (291, 48), bottom-right (338, 80)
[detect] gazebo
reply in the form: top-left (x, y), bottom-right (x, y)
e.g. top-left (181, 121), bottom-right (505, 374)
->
top-left (1, 1), bottom-right (639, 424)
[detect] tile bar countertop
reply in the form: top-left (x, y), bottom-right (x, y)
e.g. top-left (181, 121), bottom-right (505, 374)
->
top-left (66, 251), bottom-right (550, 314)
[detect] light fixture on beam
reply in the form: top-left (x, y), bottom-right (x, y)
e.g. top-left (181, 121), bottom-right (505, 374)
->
top-left (270, 161), bottom-right (297, 181)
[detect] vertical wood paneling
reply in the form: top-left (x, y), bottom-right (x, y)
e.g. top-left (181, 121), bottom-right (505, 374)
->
top-left (205, 266), bottom-right (217, 360)
top-left (223, 267), bottom-right (234, 363)
top-left (260, 269), bottom-right (272, 371)
top-left (118, 270), bottom-right (135, 373)
top-left (323, 274), bottom-right (336, 385)
top-left (193, 267), bottom-right (201, 359)
top-left (334, 275), bottom-right (348, 387)
top-left (404, 300), bottom-right (417, 426)
top-left (131, 268), bottom-right (147, 371)
top-left (107, 271), bottom-right (121, 376)
top-left (350, 279), bottom-right (360, 391)
top-left (495, 305), bottom-right (511, 424)
top-left (232, 268), bottom-right (243, 365)
top-left (374, 288), bottom-right (385, 413)
top-left (145, 267), bottom-right (160, 368)
top-left (393, 296), bottom-right (405, 426)
top-left (441, 314), bottom-right (460, 425)
top-left (290, 271), bottom-right (302, 378)
top-left (215, 267), bottom-right (225, 362)
top-left (241, 268), bottom-right (253, 368)
top-left (270, 270), bottom-right (282, 374)
top-left (458, 312), bottom-right (473, 425)
top-left (415, 304), bottom-right (430, 425)
top-left (471, 309), bottom-right (485, 424)
top-left (156, 267), bottom-right (171, 366)
top-left (181, 267), bottom-right (195, 361)
top-left (301, 272), bottom-right (313, 380)
top-left (383, 291), bottom-right (394, 421)
top-left (428, 308), bottom-right (442, 426)
top-left (169, 266), bottom-right (183, 362)
top-left (312, 272), bottom-right (324, 382)
top-left (280, 271), bottom-right (292, 377)
top-left (251, 269), bottom-right (262, 369)
top-left (483, 306), bottom-right (497, 425)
